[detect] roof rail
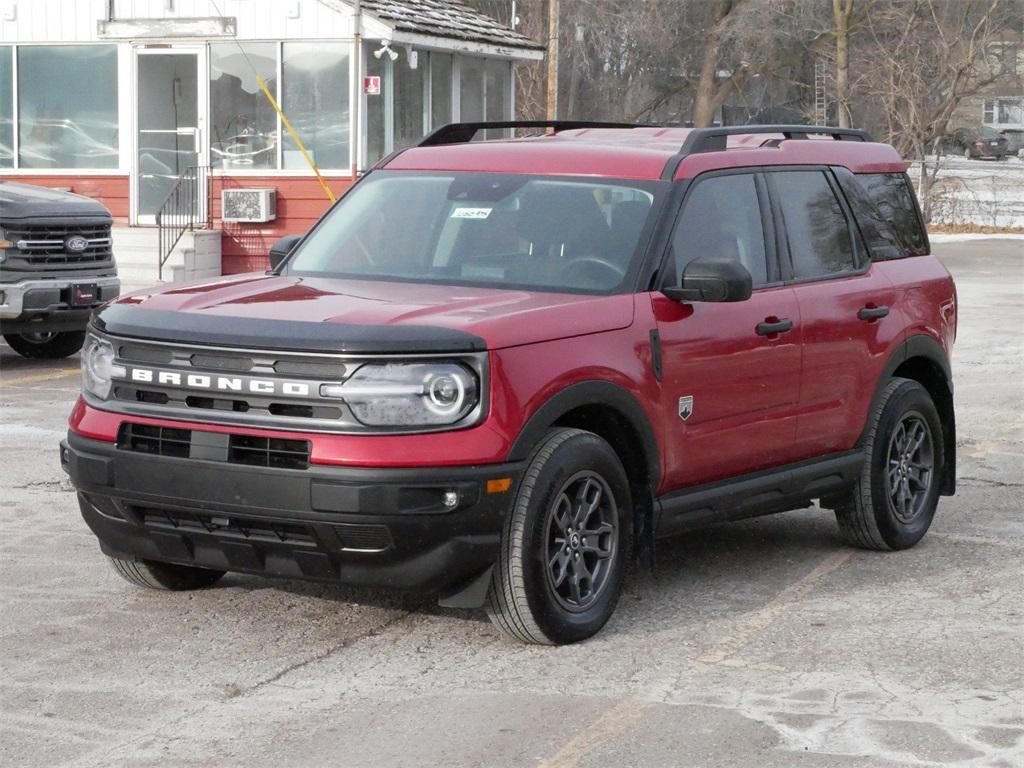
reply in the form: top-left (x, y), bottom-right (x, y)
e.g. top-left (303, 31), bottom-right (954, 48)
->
top-left (661, 124), bottom-right (874, 179)
top-left (418, 120), bottom-right (649, 147)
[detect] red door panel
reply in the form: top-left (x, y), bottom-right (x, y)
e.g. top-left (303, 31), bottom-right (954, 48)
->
top-left (791, 266), bottom-right (901, 458)
top-left (651, 287), bottom-right (803, 491)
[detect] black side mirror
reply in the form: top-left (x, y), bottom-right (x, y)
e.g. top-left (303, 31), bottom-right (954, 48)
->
top-left (269, 234), bottom-right (303, 271)
top-left (663, 258), bottom-right (753, 303)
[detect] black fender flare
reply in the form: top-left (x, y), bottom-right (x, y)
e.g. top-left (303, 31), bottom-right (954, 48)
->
top-left (870, 334), bottom-right (956, 494)
top-left (877, 334), bottom-right (952, 391)
top-left (506, 380), bottom-right (662, 491)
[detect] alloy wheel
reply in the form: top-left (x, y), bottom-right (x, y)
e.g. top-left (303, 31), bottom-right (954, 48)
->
top-left (544, 471), bottom-right (618, 611)
top-left (886, 412), bottom-right (935, 524)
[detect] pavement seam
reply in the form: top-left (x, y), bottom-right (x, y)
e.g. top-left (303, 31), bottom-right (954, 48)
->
top-left (538, 696), bottom-right (655, 768)
top-left (2, 369), bottom-right (80, 386)
top-left (696, 549), bottom-right (853, 666)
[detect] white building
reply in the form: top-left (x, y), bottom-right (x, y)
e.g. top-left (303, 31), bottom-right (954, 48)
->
top-left (0, 0), bottom-right (542, 283)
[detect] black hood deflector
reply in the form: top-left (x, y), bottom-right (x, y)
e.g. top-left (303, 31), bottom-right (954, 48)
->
top-left (92, 304), bottom-right (487, 354)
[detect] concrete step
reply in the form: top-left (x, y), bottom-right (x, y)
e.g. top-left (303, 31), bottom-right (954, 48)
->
top-left (112, 227), bottom-right (222, 291)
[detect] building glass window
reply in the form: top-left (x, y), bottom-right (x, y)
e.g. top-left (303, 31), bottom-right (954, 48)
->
top-left (983, 97), bottom-right (1023, 126)
top-left (459, 56), bottom-right (485, 123)
top-left (484, 59), bottom-right (511, 139)
top-left (0, 46), bottom-right (12, 168)
top-left (17, 45), bottom-right (118, 169)
top-left (282, 42), bottom-right (350, 170)
top-left (393, 48), bottom-right (425, 151)
top-left (210, 42), bottom-right (277, 170)
top-left (430, 52), bottom-right (452, 130)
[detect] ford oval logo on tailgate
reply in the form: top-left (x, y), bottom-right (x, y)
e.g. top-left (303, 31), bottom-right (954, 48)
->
top-left (65, 236), bottom-right (89, 253)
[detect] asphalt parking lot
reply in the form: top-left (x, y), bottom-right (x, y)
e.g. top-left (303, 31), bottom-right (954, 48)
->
top-left (2, 238), bottom-right (1022, 768)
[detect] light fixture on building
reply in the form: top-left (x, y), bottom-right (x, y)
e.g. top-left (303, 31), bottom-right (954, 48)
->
top-left (405, 47), bottom-right (418, 69)
top-left (373, 40), bottom-right (399, 62)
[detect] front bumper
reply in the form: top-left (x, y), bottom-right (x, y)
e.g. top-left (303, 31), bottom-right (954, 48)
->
top-left (61, 431), bottom-right (522, 594)
top-left (0, 276), bottom-right (120, 327)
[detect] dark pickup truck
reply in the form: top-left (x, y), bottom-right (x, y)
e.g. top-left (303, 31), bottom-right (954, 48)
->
top-left (0, 181), bottom-right (120, 358)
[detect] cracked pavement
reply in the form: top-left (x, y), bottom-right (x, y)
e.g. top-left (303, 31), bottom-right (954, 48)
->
top-left (1, 239), bottom-right (1022, 767)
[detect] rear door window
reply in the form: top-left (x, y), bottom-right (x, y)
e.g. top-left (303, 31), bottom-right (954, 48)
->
top-left (769, 170), bottom-right (857, 280)
top-left (858, 173), bottom-right (929, 256)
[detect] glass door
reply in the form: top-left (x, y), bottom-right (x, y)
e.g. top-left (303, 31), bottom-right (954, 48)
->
top-left (134, 48), bottom-right (205, 223)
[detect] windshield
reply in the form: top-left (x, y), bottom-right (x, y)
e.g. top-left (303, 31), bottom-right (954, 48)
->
top-left (285, 172), bottom-right (662, 294)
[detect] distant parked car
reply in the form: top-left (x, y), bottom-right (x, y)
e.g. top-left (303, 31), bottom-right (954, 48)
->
top-left (999, 129), bottom-right (1024, 158)
top-left (948, 126), bottom-right (1010, 159)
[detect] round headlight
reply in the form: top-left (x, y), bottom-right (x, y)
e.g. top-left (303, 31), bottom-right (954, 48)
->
top-left (425, 372), bottom-right (466, 416)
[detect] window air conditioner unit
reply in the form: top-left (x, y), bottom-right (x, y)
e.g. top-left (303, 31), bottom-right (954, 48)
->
top-left (221, 188), bottom-right (277, 223)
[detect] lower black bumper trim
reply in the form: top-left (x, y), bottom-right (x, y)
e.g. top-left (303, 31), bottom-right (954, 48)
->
top-left (63, 431), bottom-right (522, 593)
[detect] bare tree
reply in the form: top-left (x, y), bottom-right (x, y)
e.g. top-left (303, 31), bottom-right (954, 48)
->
top-left (833, 0), bottom-right (855, 127)
top-left (693, 0), bottom-right (745, 126)
top-left (858, 0), bottom-right (1014, 219)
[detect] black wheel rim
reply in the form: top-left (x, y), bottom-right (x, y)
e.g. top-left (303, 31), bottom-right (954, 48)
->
top-left (544, 471), bottom-right (618, 612)
top-left (886, 412), bottom-right (935, 524)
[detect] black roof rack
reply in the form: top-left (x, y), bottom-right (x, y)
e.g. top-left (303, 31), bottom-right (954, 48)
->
top-left (661, 124), bottom-right (874, 179)
top-left (418, 120), bottom-right (649, 147)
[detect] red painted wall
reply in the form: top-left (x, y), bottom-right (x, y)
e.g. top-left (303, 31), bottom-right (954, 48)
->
top-left (0, 173), bottom-right (353, 276)
top-left (0, 175), bottom-right (131, 224)
top-left (212, 175), bottom-right (354, 275)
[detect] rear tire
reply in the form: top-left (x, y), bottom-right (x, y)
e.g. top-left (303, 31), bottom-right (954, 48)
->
top-left (3, 330), bottom-right (85, 359)
top-left (107, 556), bottom-right (226, 590)
top-left (834, 378), bottom-right (944, 551)
top-left (487, 428), bottom-right (632, 645)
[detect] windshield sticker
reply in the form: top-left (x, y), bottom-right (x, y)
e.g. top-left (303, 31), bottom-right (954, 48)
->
top-left (450, 207), bottom-right (493, 220)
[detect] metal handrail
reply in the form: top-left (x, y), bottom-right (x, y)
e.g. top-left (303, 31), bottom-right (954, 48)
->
top-left (155, 165), bottom-right (211, 280)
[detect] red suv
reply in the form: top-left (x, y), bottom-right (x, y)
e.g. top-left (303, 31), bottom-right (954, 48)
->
top-left (62, 123), bottom-right (957, 645)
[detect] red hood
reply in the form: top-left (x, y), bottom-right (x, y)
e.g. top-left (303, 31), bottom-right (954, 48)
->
top-left (112, 274), bottom-right (635, 350)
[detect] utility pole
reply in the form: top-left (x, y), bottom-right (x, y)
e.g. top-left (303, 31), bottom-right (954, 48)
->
top-left (546, 0), bottom-right (559, 120)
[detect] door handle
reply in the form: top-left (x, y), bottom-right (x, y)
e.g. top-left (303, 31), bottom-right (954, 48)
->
top-left (756, 317), bottom-right (794, 336)
top-left (858, 305), bottom-right (890, 321)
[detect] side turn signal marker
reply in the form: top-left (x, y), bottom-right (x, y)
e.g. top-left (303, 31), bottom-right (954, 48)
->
top-left (486, 477), bottom-right (513, 494)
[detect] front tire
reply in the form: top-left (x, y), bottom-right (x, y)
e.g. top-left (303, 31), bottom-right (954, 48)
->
top-left (3, 330), bottom-right (86, 359)
top-left (107, 556), bottom-right (226, 590)
top-left (487, 428), bottom-right (632, 645)
top-left (834, 378), bottom-right (944, 551)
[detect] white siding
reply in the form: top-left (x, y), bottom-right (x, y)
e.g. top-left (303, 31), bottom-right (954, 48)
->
top-left (0, 0), bottom-right (393, 43)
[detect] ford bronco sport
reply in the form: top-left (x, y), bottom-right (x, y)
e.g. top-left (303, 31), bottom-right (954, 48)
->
top-left (1, 181), bottom-right (120, 358)
top-left (61, 123), bottom-right (956, 645)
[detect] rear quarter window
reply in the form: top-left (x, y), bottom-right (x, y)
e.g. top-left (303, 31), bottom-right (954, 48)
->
top-left (858, 173), bottom-right (929, 257)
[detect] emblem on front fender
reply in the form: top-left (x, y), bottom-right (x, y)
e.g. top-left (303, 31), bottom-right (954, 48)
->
top-left (678, 395), bottom-right (694, 421)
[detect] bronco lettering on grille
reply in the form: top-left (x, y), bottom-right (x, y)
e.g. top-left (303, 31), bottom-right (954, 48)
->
top-left (123, 367), bottom-right (314, 398)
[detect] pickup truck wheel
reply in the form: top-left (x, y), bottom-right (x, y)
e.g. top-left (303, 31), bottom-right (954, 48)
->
top-left (834, 378), bottom-right (943, 551)
top-left (487, 428), bottom-right (631, 645)
top-left (107, 557), bottom-right (226, 590)
top-left (3, 330), bottom-right (86, 359)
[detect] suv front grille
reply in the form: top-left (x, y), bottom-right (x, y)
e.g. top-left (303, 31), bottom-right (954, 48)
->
top-left (94, 334), bottom-right (485, 434)
top-left (117, 423), bottom-right (311, 470)
top-left (4, 221), bottom-right (113, 269)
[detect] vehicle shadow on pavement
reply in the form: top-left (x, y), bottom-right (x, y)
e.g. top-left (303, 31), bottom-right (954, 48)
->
top-left (219, 507), bottom-right (852, 634)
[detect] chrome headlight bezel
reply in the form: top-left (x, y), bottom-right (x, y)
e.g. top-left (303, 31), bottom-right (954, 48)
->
top-left (323, 360), bottom-right (483, 428)
top-left (81, 332), bottom-right (124, 400)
